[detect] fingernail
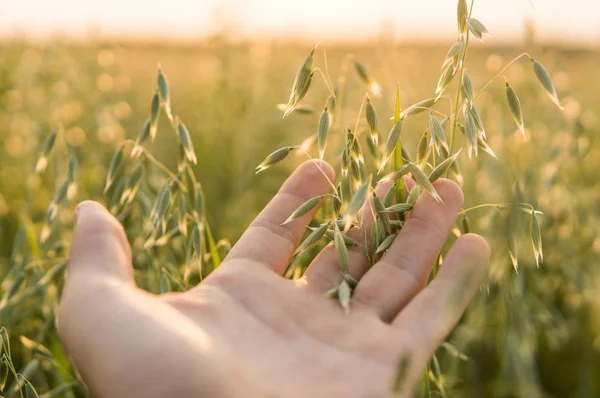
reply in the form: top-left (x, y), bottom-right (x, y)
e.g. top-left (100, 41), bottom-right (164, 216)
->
top-left (74, 201), bottom-right (94, 225)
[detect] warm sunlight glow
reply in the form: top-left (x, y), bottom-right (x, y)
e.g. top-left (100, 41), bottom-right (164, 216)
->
top-left (0, 0), bottom-right (599, 44)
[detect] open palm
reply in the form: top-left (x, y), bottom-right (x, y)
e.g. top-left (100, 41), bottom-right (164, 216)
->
top-left (58, 160), bottom-right (489, 398)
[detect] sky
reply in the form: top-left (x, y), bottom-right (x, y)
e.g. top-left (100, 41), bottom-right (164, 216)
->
top-left (0, 0), bottom-right (599, 45)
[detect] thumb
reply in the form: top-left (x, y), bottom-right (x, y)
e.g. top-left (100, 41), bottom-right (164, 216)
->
top-left (67, 200), bottom-right (134, 284)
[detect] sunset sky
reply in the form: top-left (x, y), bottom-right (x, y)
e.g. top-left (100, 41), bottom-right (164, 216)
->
top-left (0, 0), bottom-right (598, 44)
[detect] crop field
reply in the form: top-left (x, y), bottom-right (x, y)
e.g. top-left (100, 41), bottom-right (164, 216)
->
top-left (0, 33), bottom-right (599, 397)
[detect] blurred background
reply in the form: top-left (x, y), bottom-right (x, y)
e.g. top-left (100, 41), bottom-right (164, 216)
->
top-left (0, 0), bottom-right (599, 396)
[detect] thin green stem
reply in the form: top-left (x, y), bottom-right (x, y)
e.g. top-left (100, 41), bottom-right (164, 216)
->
top-left (459, 202), bottom-right (543, 215)
top-left (393, 84), bottom-right (404, 206)
top-left (472, 53), bottom-right (530, 102)
top-left (124, 139), bottom-right (187, 192)
top-left (299, 149), bottom-right (342, 202)
top-left (354, 94), bottom-right (367, 135)
top-left (335, 54), bottom-right (354, 129)
top-left (448, 0), bottom-right (476, 156)
top-left (431, 109), bottom-right (450, 120)
top-left (205, 222), bottom-right (221, 270)
top-left (314, 67), bottom-right (336, 99)
top-left (421, 364), bottom-right (431, 397)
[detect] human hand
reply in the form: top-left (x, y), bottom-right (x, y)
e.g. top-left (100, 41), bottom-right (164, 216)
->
top-left (58, 160), bottom-right (489, 398)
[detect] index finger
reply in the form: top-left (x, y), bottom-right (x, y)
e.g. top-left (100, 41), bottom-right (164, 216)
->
top-left (225, 160), bottom-right (335, 274)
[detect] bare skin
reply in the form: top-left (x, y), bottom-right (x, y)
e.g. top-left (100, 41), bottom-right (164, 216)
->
top-left (58, 160), bottom-right (490, 398)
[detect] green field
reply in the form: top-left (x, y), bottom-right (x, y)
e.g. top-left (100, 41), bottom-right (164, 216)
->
top-left (0, 37), bottom-right (599, 396)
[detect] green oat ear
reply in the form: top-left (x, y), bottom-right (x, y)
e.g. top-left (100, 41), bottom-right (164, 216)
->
top-left (35, 129), bottom-right (58, 174)
top-left (407, 163), bottom-right (441, 202)
top-left (375, 233), bottom-right (397, 254)
top-left (149, 91), bottom-right (160, 133)
top-left (284, 48), bottom-right (315, 118)
top-left (380, 119), bottom-right (404, 173)
top-left (333, 222), bottom-right (349, 274)
top-left (428, 112), bottom-right (449, 155)
top-left (255, 146), bottom-right (299, 173)
top-left (400, 97), bottom-right (438, 119)
top-left (366, 95), bottom-right (380, 148)
top-left (0, 357), bottom-right (8, 391)
top-left (466, 17), bottom-right (489, 40)
top-left (282, 195), bottom-right (324, 225)
top-left (457, 0), bottom-right (468, 33)
top-left (530, 213), bottom-right (543, 268)
top-left (345, 176), bottom-right (371, 228)
top-left (391, 354), bottom-right (411, 394)
top-left (295, 222), bottom-right (329, 256)
top-left (464, 107), bottom-right (479, 158)
top-left (317, 106), bottom-right (330, 159)
top-left (505, 82), bottom-right (525, 139)
top-left (157, 68), bottom-right (169, 104)
top-left (436, 63), bottom-right (456, 96)
top-left (461, 72), bottom-right (473, 102)
top-left (530, 57), bottom-right (563, 110)
top-left (428, 150), bottom-right (462, 183)
top-left (177, 120), bottom-right (197, 165)
top-left (131, 118), bottom-right (151, 158)
top-left (151, 181), bottom-right (173, 225)
top-left (353, 60), bottom-right (381, 97)
top-left (104, 144), bottom-right (125, 193)
top-left (383, 203), bottom-right (413, 214)
top-left (444, 38), bottom-right (465, 69)
top-left (337, 279), bottom-right (352, 314)
top-left (323, 229), bottom-right (359, 247)
top-left (373, 194), bottom-right (391, 235)
top-left (22, 376), bottom-right (40, 398)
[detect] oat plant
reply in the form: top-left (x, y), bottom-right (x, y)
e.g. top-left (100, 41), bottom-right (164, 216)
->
top-left (256, 0), bottom-right (561, 394)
